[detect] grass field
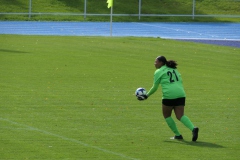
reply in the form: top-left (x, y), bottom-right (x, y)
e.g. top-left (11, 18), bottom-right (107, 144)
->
top-left (0, 35), bottom-right (240, 159)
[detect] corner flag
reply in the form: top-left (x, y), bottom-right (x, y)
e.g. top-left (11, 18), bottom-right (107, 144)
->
top-left (107, 0), bottom-right (113, 8)
top-left (107, 0), bottom-right (113, 36)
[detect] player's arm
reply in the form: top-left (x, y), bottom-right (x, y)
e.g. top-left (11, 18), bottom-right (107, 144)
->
top-left (137, 83), bottom-right (159, 101)
top-left (147, 83), bottom-right (159, 97)
top-left (137, 70), bottom-right (160, 101)
top-left (147, 70), bottom-right (161, 97)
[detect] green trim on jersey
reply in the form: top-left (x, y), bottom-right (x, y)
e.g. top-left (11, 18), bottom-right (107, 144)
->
top-left (147, 65), bottom-right (186, 99)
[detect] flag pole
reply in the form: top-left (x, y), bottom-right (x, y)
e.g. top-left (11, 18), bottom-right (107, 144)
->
top-left (110, 6), bottom-right (113, 36)
top-left (107, 0), bottom-right (113, 37)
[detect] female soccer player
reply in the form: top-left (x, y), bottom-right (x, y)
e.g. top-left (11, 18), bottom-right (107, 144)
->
top-left (137, 56), bottom-right (199, 141)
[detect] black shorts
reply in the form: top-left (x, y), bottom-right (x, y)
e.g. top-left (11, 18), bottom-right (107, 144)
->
top-left (162, 97), bottom-right (185, 106)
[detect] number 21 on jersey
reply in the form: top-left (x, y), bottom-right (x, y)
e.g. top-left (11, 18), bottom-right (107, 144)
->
top-left (167, 70), bottom-right (179, 83)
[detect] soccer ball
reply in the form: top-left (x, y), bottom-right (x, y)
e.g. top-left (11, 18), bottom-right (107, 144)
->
top-left (135, 88), bottom-right (147, 97)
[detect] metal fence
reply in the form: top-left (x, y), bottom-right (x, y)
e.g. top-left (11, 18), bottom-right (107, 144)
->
top-left (0, 0), bottom-right (240, 20)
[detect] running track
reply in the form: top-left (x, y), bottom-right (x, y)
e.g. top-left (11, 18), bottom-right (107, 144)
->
top-left (1, 21), bottom-right (240, 48)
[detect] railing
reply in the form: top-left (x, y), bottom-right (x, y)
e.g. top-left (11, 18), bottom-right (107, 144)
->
top-left (0, 0), bottom-right (239, 20)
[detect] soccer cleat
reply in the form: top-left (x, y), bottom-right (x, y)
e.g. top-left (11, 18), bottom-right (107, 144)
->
top-left (170, 135), bottom-right (183, 140)
top-left (192, 127), bottom-right (199, 141)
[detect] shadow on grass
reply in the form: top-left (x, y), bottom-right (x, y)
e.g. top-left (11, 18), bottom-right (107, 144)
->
top-left (57, 0), bottom-right (83, 9)
top-left (0, 49), bottom-right (29, 54)
top-left (1, 0), bottom-right (25, 6)
top-left (164, 140), bottom-right (225, 148)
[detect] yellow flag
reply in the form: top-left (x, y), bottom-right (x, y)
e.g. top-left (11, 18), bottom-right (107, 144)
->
top-left (107, 0), bottom-right (113, 8)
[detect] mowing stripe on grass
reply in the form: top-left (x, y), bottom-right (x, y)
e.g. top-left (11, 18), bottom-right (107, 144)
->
top-left (0, 117), bottom-right (139, 160)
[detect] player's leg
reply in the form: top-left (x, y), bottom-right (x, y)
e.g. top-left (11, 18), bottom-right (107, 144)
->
top-left (162, 103), bottom-right (182, 139)
top-left (174, 104), bottom-right (199, 141)
top-left (174, 105), bottom-right (194, 130)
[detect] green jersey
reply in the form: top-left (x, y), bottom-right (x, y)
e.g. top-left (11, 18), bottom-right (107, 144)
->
top-left (147, 65), bottom-right (186, 99)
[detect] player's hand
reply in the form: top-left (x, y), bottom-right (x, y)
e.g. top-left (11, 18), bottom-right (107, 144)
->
top-left (137, 95), bottom-right (148, 101)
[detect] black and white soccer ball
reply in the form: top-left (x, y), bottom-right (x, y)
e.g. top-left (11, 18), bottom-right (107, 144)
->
top-left (135, 88), bottom-right (147, 97)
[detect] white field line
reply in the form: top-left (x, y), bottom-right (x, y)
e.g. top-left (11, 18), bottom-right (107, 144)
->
top-left (0, 117), bottom-right (139, 160)
top-left (134, 22), bottom-right (221, 39)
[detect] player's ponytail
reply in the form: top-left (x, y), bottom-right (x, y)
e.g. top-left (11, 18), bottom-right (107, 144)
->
top-left (166, 60), bottom-right (177, 69)
top-left (157, 56), bottom-right (177, 69)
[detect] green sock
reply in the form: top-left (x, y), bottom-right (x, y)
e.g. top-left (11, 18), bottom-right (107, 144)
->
top-left (165, 117), bottom-right (181, 136)
top-left (180, 115), bottom-right (194, 131)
